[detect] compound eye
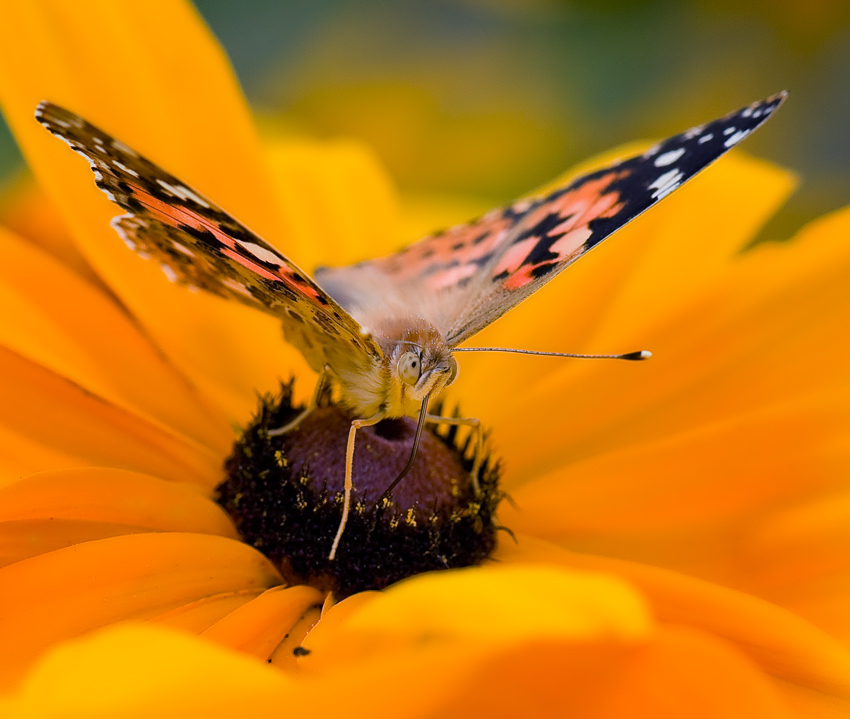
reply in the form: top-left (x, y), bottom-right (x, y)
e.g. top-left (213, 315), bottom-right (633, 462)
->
top-left (446, 356), bottom-right (459, 385)
top-left (398, 351), bottom-right (422, 386)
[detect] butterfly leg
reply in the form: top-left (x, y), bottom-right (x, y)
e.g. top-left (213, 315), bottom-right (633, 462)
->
top-left (329, 411), bottom-right (385, 561)
top-left (267, 367), bottom-right (331, 437)
top-left (425, 414), bottom-right (482, 494)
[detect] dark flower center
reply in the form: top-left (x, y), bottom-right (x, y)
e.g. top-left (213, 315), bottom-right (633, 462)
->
top-left (217, 382), bottom-right (503, 598)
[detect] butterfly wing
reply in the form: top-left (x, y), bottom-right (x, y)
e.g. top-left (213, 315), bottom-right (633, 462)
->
top-left (36, 101), bottom-right (382, 373)
top-left (317, 93), bottom-right (786, 346)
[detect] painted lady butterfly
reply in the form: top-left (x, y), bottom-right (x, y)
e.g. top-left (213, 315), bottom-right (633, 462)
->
top-left (36, 93), bottom-right (786, 558)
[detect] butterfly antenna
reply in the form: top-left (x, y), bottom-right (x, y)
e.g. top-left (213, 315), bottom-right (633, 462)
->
top-left (381, 391), bottom-right (432, 500)
top-left (452, 347), bottom-right (652, 361)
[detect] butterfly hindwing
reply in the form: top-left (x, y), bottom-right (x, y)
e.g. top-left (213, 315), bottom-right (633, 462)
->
top-left (35, 101), bottom-right (382, 371)
top-left (318, 93), bottom-right (786, 346)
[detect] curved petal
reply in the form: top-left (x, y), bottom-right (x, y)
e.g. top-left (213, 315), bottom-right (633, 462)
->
top-left (264, 133), bottom-right (400, 268)
top-left (0, 467), bottom-right (238, 566)
top-left (300, 565), bottom-right (790, 719)
top-left (0, 346), bottom-right (222, 487)
top-left (498, 536), bottom-right (850, 710)
top-left (742, 488), bottom-right (850, 641)
top-left (6, 624), bottom-right (295, 717)
top-left (0, 532), bottom-right (281, 689)
top-left (0, 224), bottom-right (233, 453)
top-left (202, 585), bottom-right (324, 662)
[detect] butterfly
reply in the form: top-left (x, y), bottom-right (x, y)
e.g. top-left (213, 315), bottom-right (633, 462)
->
top-left (36, 92), bottom-right (786, 559)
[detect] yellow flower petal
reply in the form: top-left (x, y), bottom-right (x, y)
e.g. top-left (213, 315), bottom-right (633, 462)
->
top-left (743, 488), bottom-right (850, 641)
top-left (503, 390), bottom-right (850, 551)
top-left (151, 590), bottom-right (266, 634)
top-left (6, 624), bottom-right (295, 718)
top-left (499, 536), bottom-right (850, 709)
top-left (264, 133), bottom-right (400, 267)
top-left (296, 565), bottom-right (791, 718)
top-left (306, 565), bottom-right (651, 661)
top-left (0, 467), bottom-right (238, 566)
top-left (0, 532), bottom-right (281, 689)
top-left (202, 585), bottom-right (324, 661)
top-left (0, 224), bottom-right (232, 453)
top-left (0, 178), bottom-right (97, 284)
top-left (0, 347), bottom-right (222, 487)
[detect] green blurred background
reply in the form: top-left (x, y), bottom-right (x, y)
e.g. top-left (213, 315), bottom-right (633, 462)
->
top-left (3, 0), bottom-right (849, 236)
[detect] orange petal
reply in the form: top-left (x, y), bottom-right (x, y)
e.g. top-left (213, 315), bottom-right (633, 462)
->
top-left (0, 532), bottom-right (281, 689)
top-left (0, 467), bottom-right (238, 566)
top-left (304, 564), bottom-right (652, 663)
top-left (0, 0), bottom-right (298, 421)
top-left (0, 346), bottom-right (222, 487)
top-left (498, 536), bottom-right (850, 706)
top-left (152, 590), bottom-right (266, 634)
top-left (267, 604), bottom-right (323, 672)
top-left (300, 565), bottom-right (790, 718)
top-left (264, 134), bottom-right (400, 267)
top-left (202, 585), bottom-right (324, 661)
top-left (7, 624), bottom-right (295, 717)
top-left (0, 177), bottom-right (98, 284)
top-left (0, 224), bottom-right (233, 453)
top-left (424, 628), bottom-right (791, 719)
top-left (502, 391), bottom-right (850, 572)
top-left (742, 488), bottom-right (850, 641)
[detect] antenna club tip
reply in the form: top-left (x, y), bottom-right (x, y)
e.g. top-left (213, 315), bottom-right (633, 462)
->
top-left (623, 350), bottom-right (652, 361)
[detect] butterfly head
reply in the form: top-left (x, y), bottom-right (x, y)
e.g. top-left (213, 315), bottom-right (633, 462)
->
top-left (375, 318), bottom-right (458, 417)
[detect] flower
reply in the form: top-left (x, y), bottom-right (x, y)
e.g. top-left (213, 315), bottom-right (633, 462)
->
top-left (0, 0), bottom-right (850, 717)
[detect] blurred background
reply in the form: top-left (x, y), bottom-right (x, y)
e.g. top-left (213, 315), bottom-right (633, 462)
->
top-left (2, 0), bottom-right (848, 238)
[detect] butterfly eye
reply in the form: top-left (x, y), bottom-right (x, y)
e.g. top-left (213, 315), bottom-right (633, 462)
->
top-left (446, 356), bottom-right (458, 386)
top-left (398, 351), bottom-right (422, 386)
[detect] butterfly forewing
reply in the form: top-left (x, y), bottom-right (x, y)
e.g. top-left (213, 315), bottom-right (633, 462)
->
top-left (35, 101), bottom-right (382, 373)
top-left (317, 93), bottom-right (786, 347)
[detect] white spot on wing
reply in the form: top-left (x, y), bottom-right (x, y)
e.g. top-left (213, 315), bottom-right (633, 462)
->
top-left (221, 276), bottom-right (254, 298)
top-left (112, 139), bottom-right (138, 157)
top-left (161, 264), bottom-right (179, 283)
top-left (724, 128), bottom-right (751, 147)
top-left (156, 179), bottom-right (211, 208)
top-left (649, 168), bottom-right (684, 200)
top-left (653, 147), bottom-right (686, 167)
top-left (114, 160), bottom-right (139, 178)
top-left (172, 242), bottom-right (196, 257)
top-left (510, 200), bottom-right (532, 213)
top-left (110, 215), bottom-right (137, 250)
top-left (236, 240), bottom-right (282, 265)
top-left (698, 133), bottom-right (713, 144)
top-left (723, 126), bottom-right (736, 136)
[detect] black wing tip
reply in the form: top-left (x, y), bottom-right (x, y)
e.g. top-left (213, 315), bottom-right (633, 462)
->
top-left (736, 91), bottom-right (788, 123)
